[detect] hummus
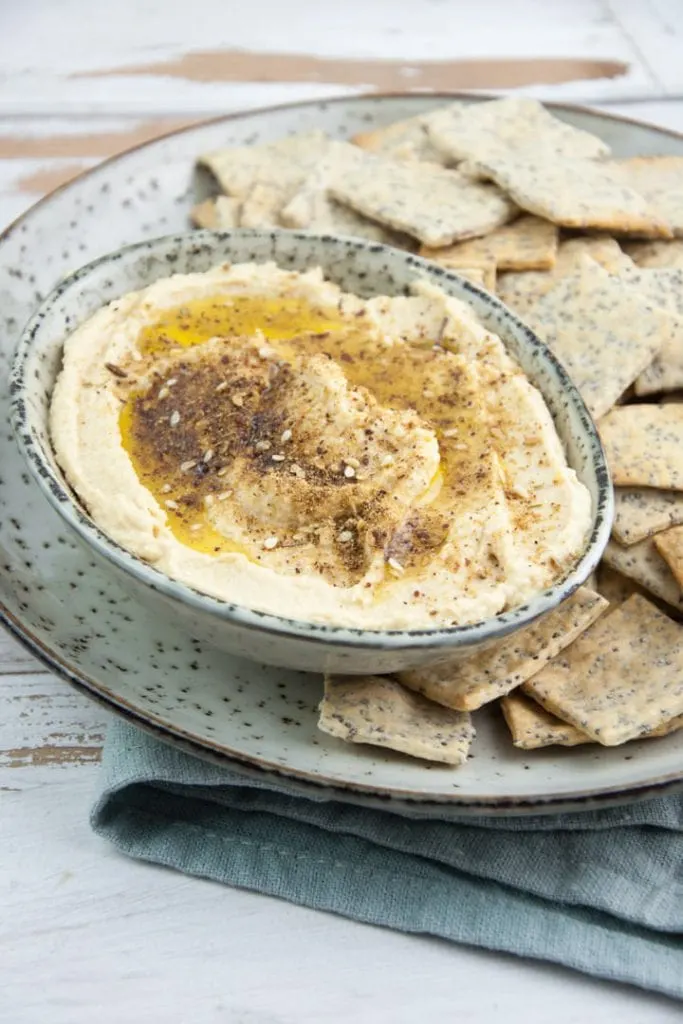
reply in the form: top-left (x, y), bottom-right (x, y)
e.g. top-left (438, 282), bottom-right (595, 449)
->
top-left (50, 262), bottom-right (592, 630)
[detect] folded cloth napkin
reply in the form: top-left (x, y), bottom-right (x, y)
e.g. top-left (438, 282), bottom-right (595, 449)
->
top-left (93, 718), bottom-right (683, 1000)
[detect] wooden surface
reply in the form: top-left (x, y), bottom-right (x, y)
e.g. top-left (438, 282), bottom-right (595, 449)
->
top-left (2, 3), bottom-right (683, 1020)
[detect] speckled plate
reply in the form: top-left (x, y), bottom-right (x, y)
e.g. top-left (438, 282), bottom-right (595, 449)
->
top-left (2, 93), bottom-right (683, 815)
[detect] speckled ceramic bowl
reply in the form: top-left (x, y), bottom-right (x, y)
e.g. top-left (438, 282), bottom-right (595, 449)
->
top-left (11, 228), bottom-right (612, 674)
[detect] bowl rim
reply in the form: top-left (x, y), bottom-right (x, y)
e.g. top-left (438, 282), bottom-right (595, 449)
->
top-left (10, 227), bottom-right (613, 651)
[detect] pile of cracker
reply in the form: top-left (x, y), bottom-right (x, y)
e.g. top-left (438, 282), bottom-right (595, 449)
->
top-left (194, 97), bottom-right (683, 766)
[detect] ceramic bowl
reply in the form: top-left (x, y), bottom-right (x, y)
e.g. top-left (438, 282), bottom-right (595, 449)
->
top-left (10, 228), bottom-right (612, 674)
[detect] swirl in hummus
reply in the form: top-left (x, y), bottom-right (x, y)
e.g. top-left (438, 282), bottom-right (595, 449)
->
top-left (49, 262), bottom-right (592, 629)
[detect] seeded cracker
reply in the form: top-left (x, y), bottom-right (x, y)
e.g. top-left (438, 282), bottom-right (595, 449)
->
top-left (469, 153), bottom-right (672, 237)
top-left (425, 97), bottom-right (610, 165)
top-left (524, 256), bottom-right (670, 419)
top-left (420, 215), bottom-right (558, 272)
top-left (328, 153), bottom-right (517, 247)
top-left (280, 141), bottom-right (411, 245)
top-left (190, 195), bottom-right (241, 230)
top-left (618, 267), bottom-right (683, 395)
top-left (602, 537), bottom-right (683, 611)
top-left (623, 239), bottom-right (683, 269)
top-left (599, 404), bottom-right (683, 489)
top-left (501, 692), bottom-right (591, 749)
top-left (496, 236), bottom-right (634, 319)
top-left (501, 690), bottom-right (683, 748)
top-left (397, 587), bottom-right (607, 711)
top-left (523, 594), bottom-right (683, 745)
top-left (614, 156), bottom-right (683, 236)
top-left (318, 675), bottom-right (474, 765)
top-left (449, 264), bottom-right (497, 292)
top-left (613, 487), bottom-right (683, 545)
top-left (352, 113), bottom-right (452, 164)
top-left (654, 525), bottom-right (683, 589)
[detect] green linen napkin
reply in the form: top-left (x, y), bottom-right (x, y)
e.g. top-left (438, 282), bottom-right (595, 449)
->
top-left (93, 718), bottom-right (683, 1000)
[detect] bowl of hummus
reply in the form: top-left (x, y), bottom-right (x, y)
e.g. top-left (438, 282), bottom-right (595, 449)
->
top-left (11, 229), bottom-right (611, 673)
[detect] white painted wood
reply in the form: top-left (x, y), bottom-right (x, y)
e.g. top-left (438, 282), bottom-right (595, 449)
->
top-left (3, 4), bottom-right (683, 1017)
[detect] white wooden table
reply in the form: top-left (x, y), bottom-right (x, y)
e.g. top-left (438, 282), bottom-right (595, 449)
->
top-left (2, 3), bottom-right (683, 1020)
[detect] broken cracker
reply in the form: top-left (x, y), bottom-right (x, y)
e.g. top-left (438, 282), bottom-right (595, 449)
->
top-left (501, 692), bottom-right (590, 749)
top-left (198, 131), bottom-right (330, 198)
top-left (612, 487), bottom-right (683, 546)
top-left (654, 525), bottom-right (683, 590)
top-left (524, 594), bottom-right (683, 745)
top-left (614, 156), bottom-right (683, 237)
top-left (602, 537), bottom-right (683, 611)
top-left (329, 153), bottom-right (517, 247)
top-left (420, 214), bottom-right (558, 273)
top-left (470, 152), bottom-right (672, 237)
top-left (524, 256), bottom-right (669, 419)
top-left (496, 236), bottom-right (634, 319)
top-left (426, 97), bottom-right (610, 166)
top-left (352, 113), bottom-right (451, 164)
top-left (397, 586), bottom-right (607, 711)
top-left (599, 404), bottom-right (683, 489)
top-left (622, 238), bottom-right (683, 270)
top-left (190, 195), bottom-right (241, 230)
top-left (318, 675), bottom-right (474, 765)
top-left (280, 140), bottom-right (410, 244)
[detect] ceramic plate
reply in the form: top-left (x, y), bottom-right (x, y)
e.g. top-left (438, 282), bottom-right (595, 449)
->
top-left (2, 93), bottom-right (683, 815)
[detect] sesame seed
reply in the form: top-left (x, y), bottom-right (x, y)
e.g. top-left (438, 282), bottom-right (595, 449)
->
top-left (343, 465), bottom-right (356, 478)
top-left (203, 448), bottom-right (214, 463)
top-left (255, 439), bottom-right (271, 452)
top-left (166, 378), bottom-right (177, 387)
top-left (180, 460), bottom-right (196, 472)
top-left (387, 557), bottom-right (404, 575)
top-left (231, 394), bottom-right (244, 408)
top-left (190, 523), bottom-right (202, 532)
top-left (165, 499), bottom-right (178, 510)
top-left (281, 428), bottom-right (292, 443)
top-left (381, 454), bottom-right (394, 467)
top-left (272, 453), bottom-right (285, 462)
top-left (217, 466), bottom-right (229, 476)
top-left (345, 456), bottom-right (360, 469)
top-left (443, 428), bottom-right (459, 438)
top-left (215, 381), bottom-right (228, 393)
top-left (204, 494), bottom-right (215, 507)
top-left (170, 411), bottom-right (180, 427)
top-left (161, 483), bottom-right (172, 494)
top-left (258, 346), bottom-right (271, 359)
top-left (289, 463), bottom-right (304, 477)
top-left (338, 530), bottom-right (354, 543)
top-left (217, 490), bottom-right (232, 501)
top-left (454, 442), bottom-right (468, 450)
top-left (157, 386), bottom-right (170, 400)
top-left (263, 536), bottom-right (279, 550)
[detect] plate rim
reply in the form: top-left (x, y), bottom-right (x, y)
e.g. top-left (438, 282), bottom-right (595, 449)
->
top-left (3, 89), bottom-right (683, 813)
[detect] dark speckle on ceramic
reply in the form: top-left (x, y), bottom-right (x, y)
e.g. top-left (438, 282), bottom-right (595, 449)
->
top-left (0, 93), bottom-right (681, 815)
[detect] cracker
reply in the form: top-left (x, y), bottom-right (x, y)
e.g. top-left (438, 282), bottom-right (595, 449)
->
top-left (602, 537), bottom-right (683, 611)
top-left (502, 690), bottom-right (683, 747)
top-left (599, 404), bottom-right (683, 489)
top-left (501, 692), bottom-right (591, 749)
top-left (612, 487), bottom-right (683, 545)
top-left (318, 675), bottom-right (474, 765)
top-left (470, 153), bottom-right (672, 237)
top-left (280, 141), bottom-right (410, 244)
top-left (622, 267), bottom-right (683, 395)
top-left (614, 156), bottom-right (683, 236)
top-left (426, 97), bottom-right (610, 165)
top-left (524, 256), bottom-right (669, 419)
top-left (420, 214), bottom-right (558, 272)
top-left (523, 594), bottom-right (683, 745)
top-left (496, 236), bottom-right (633, 319)
top-left (622, 239), bottom-right (683, 270)
top-left (328, 154), bottom-right (517, 247)
top-left (595, 563), bottom-right (648, 606)
top-left (654, 525), bottom-right (683, 589)
top-left (448, 264), bottom-right (496, 292)
top-left (397, 586), bottom-right (608, 711)
top-left (238, 182), bottom-right (288, 228)
top-left (190, 195), bottom-right (241, 230)
top-left (198, 131), bottom-right (331, 199)
top-left (352, 113), bottom-right (451, 164)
